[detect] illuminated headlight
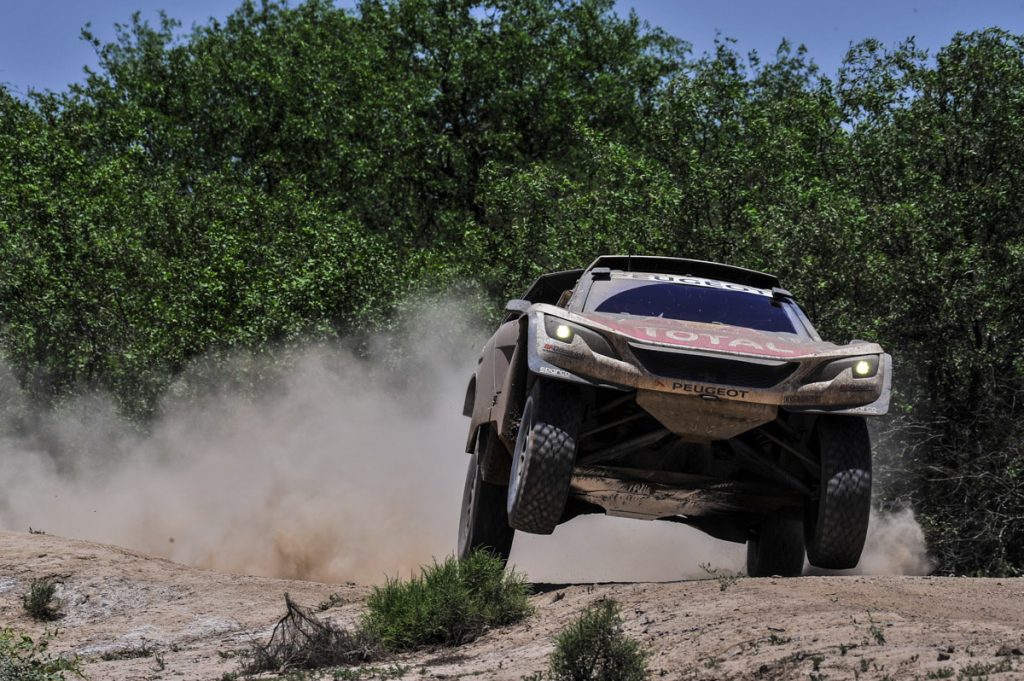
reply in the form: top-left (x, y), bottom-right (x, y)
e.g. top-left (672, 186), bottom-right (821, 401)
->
top-left (542, 317), bottom-right (617, 358)
top-left (806, 355), bottom-right (880, 382)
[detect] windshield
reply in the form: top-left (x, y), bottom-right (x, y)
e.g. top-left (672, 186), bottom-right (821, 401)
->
top-left (583, 276), bottom-right (799, 334)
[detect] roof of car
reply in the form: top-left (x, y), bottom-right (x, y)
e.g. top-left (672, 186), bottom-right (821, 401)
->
top-left (585, 255), bottom-right (780, 290)
top-left (518, 258), bottom-right (782, 307)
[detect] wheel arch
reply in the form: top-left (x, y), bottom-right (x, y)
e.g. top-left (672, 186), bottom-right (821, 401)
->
top-left (464, 374), bottom-right (481, 454)
top-left (463, 375), bottom-right (476, 418)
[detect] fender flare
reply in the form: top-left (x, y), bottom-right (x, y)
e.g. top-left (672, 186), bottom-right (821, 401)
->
top-left (462, 375), bottom-right (476, 418)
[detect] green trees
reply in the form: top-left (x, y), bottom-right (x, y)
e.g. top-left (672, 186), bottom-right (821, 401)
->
top-left (837, 31), bottom-right (1024, 574)
top-left (0, 1), bottom-right (1021, 573)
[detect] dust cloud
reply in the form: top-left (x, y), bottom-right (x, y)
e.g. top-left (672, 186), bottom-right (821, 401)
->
top-left (0, 303), bottom-right (480, 584)
top-left (0, 303), bottom-right (930, 583)
top-left (838, 508), bottom-right (934, 576)
top-left (514, 509), bottom-right (933, 581)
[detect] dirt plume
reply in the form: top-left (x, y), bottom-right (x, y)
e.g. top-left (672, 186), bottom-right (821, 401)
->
top-left (845, 507), bottom-right (934, 575)
top-left (0, 304), bottom-right (479, 583)
top-left (0, 304), bottom-right (930, 582)
top-left (514, 508), bottom-right (932, 582)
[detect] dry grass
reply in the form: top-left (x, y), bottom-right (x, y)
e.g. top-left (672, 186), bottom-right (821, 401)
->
top-left (245, 594), bottom-right (379, 674)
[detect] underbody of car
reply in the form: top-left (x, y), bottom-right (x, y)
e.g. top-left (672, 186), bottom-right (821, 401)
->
top-left (459, 255), bottom-right (891, 576)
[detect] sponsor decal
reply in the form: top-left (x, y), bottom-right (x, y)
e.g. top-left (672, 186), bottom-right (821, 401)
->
top-left (539, 365), bottom-right (572, 378)
top-left (635, 328), bottom-right (795, 354)
top-left (671, 382), bottom-right (750, 399)
top-left (542, 342), bottom-right (585, 359)
top-left (612, 272), bottom-right (771, 297)
top-left (577, 314), bottom-right (810, 358)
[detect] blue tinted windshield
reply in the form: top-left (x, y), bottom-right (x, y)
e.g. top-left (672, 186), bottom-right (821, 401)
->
top-left (584, 279), bottom-right (798, 334)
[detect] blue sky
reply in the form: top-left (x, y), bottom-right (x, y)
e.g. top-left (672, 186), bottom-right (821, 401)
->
top-left (2, 0), bottom-right (1022, 95)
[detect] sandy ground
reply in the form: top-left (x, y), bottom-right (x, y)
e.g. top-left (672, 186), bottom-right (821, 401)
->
top-left (2, 531), bottom-right (1023, 680)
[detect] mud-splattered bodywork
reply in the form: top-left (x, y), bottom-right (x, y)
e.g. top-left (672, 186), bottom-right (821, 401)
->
top-left (528, 303), bottom-right (891, 439)
top-left (464, 256), bottom-right (890, 535)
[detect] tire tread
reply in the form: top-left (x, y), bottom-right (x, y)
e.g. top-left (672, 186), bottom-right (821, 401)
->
top-left (806, 416), bottom-right (872, 569)
top-left (507, 380), bottom-right (580, 534)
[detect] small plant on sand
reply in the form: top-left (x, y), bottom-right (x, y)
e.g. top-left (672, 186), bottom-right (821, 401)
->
top-left (0, 628), bottom-right (82, 680)
top-left (866, 612), bottom-right (886, 645)
top-left (318, 593), bottom-right (344, 611)
top-left (331, 664), bottom-right (411, 680)
top-left (699, 562), bottom-right (740, 592)
top-left (99, 644), bottom-right (153, 661)
top-left (361, 550), bottom-right (531, 651)
top-left (956, 658), bottom-right (1013, 679)
top-left (546, 599), bottom-right (648, 681)
top-left (22, 578), bottom-right (61, 622)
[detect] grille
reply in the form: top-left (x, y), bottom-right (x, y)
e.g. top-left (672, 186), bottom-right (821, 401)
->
top-left (630, 346), bottom-right (798, 389)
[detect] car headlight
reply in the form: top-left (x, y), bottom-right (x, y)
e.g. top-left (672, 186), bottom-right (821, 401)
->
top-left (805, 355), bottom-right (880, 383)
top-left (553, 323), bottom-right (573, 341)
top-left (543, 317), bottom-right (617, 358)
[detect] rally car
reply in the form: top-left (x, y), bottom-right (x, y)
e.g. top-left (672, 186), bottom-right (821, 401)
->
top-left (458, 255), bottom-right (891, 577)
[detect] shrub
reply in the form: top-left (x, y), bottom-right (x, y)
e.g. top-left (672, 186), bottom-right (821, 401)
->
top-left (246, 551), bottom-right (531, 674)
top-left (0, 629), bottom-right (81, 681)
top-left (548, 600), bottom-right (647, 681)
top-left (361, 550), bottom-right (531, 650)
top-left (245, 594), bottom-right (379, 674)
top-left (22, 578), bottom-right (61, 622)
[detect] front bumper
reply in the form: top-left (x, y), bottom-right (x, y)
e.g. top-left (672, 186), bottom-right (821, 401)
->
top-left (526, 308), bottom-right (890, 416)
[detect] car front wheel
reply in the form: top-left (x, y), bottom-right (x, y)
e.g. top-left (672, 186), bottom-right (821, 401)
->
top-left (805, 415), bottom-right (872, 569)
top-left (506, 379), bottom-right (582, 534)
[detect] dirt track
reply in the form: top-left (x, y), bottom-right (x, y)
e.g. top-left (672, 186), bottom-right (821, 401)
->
top-left (2, 531), bottom-right (1023, 680)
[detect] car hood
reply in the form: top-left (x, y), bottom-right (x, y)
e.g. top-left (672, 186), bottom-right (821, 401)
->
top-left (572, 311), bottom-right (874, 360)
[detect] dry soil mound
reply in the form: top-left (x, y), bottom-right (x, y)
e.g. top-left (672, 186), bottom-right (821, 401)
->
top-left (2, 531), bottom-right (1023, 680)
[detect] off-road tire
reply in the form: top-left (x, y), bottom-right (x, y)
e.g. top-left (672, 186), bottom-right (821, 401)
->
top-left (506, 379), bottom-right (582, 534)
top-left (746, 507), bottom-right (805, 577)
top-left (458, 436), bottom-right (515, 562)
top-left (805, 415), bottom-right (872, 569)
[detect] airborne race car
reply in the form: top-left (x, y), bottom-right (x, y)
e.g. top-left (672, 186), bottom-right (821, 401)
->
top-left (458, 256), bottom-right (891, 577)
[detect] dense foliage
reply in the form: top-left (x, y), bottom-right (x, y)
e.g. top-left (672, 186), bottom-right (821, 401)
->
top-left (1, 0), bottom-right (1022, 574)
top-left (0, 629), bottom-right (81, 681)
top-left (362, 550), bottom-right (531, 650)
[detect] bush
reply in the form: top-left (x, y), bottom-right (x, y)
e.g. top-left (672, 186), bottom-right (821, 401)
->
top-left (245, 594), bottom-right (379, 674)
top-left (0, 629), bottom-right (81, 681)
top-left (361, 550), bottom-right (531, 650)
top-left (21, 578), bottom-right (61, 622)
top-left (246, 551), bottom-right (531, 674)
top-left (548, 600), bottom-right (647, 681)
